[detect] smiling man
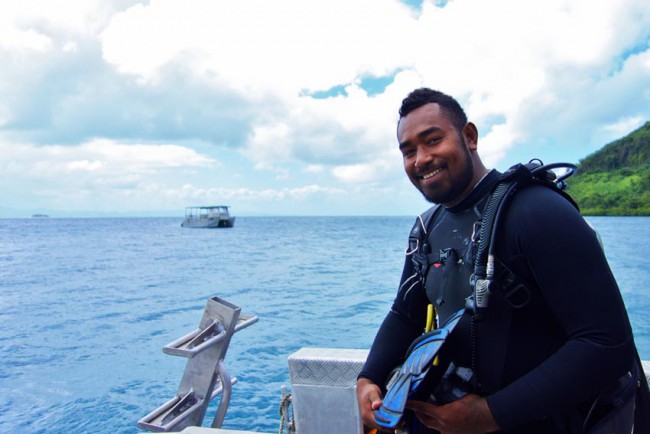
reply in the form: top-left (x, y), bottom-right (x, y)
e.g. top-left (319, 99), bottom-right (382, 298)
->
top-left (397, 95), bottom-right (485, 207)
top-left (356, 88), bottom-right (648, 433)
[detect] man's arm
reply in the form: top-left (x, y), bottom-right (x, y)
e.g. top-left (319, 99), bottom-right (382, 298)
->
top-left (486, 186), bottom-right (635, 429)
top-left (357, 255), bottom-right (427, 427)
top-left (358, 253), bottom-right (428, 384)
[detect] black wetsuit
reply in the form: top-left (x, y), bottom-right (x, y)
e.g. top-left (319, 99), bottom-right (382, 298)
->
top-left (359, 170), bottom-right (637, 433)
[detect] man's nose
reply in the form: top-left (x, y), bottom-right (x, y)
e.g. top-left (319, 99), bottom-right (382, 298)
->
top-left (415, 146), bottom-right (432, 168)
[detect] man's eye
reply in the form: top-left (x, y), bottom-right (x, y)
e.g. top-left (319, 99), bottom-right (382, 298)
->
top-left (402, 148), bottom-right (415, 158)
top-left (428, 137), bottom-right (441, 145)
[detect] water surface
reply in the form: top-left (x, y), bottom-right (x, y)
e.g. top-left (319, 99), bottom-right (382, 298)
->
top-left (0, 216), bottom-right (648, 433)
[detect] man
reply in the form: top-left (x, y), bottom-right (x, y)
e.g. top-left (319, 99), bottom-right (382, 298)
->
top-left (356, 88), bottom-right (645, 433)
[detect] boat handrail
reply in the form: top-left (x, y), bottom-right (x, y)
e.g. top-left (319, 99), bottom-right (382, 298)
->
top-left (138, 297), bottom-right (258, 432)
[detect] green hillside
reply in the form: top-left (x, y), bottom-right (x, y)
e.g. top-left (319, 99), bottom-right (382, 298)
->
top-left (566, 121), bottom-right (650, 215)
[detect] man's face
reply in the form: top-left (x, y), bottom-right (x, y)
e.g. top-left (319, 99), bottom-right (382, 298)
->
top-left (397, 103), bottom-right (476, 206)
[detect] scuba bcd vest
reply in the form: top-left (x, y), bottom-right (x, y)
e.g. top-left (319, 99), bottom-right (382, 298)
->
top-left (467, 160), bottom-right (579, 316)
top-left (379, 159), bottom-right (650, 433)
top-left (408, 159), bottom-right (579, 320)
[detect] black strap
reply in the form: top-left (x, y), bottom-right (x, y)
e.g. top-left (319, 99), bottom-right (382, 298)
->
top-left (436, 248), bottom-right (458, 306)
top-left (408, 205), bottom-right (443, 281)
top-left (633, 347), bottom-right (650, 432)
top-left (469, 161), bottom-right (579, 315)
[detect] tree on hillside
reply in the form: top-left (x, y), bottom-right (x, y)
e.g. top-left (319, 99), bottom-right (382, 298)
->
top-left (578, 121), bottom-right (650, 173)
top-left (567, 121), bottom-right (650, 216)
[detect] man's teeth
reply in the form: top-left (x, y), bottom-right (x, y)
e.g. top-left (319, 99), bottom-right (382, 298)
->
top-left (422, 168), bottom-right (441, 179)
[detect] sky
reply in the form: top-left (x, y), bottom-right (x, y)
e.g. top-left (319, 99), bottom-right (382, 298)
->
top-left (1, 0), bottom-right (649, 217)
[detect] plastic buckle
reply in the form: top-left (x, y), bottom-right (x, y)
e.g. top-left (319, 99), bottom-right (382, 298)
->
top-left (504, 284), bottom-right (531, 308)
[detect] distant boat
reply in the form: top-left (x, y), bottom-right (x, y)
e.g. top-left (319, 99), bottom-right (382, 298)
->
top-left (181, 206), bottom-right (235, 228)
top-left (32, 214), bottom-right (49, 218)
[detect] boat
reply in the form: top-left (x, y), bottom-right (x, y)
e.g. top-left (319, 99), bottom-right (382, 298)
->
top-left (31, 213), bottom-right (49, 218)
top-left (181, 206), bottom-right (235, 228)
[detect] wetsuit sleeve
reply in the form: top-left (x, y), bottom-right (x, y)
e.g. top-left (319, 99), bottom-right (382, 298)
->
top-left (486, 186), bottom-right (635, 430)
top-left (358, 254), bottom-right (427, 387)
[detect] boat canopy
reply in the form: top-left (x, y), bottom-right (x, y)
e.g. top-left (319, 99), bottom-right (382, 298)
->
top-left (184, 206), bottom-right (230, 218)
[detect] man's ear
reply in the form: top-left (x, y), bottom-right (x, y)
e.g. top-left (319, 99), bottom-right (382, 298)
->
top-left (463, 122), bottom-right (479, 150)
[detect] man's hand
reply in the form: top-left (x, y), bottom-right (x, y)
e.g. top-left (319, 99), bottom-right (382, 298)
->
top-left (356, 377), bottom-right (384, 430)
top-left (405, 394), bottom-right (499, 434)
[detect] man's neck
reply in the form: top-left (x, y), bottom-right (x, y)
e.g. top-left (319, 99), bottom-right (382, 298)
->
top-left (444, 168), bottom-right (497, 212)
top-left (443, 168), bottom-right (492, 209)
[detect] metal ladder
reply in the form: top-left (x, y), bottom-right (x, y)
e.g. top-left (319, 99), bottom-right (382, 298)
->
top-left (138, 297), bottom-right (258, 432)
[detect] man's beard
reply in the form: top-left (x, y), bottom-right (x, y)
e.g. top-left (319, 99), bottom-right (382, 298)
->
top-left (421, 143), bottom-right (474, 205)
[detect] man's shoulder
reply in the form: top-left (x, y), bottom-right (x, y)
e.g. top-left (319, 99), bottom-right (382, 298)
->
top-left (509, 183), bottom-right (578, 213)
top-left (502, 183), bottom-right (587, 244)
top-left (418, 204), bottom-right (441, 219)
top-left (409, 204), bottom-right (442, 242)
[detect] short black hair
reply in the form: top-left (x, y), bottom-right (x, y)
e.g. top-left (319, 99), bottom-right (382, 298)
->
top-left (399, 88), bottom-right (467, 131)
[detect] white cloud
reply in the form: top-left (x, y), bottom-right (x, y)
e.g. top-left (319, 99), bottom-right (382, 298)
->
top-left (305, 165), bottom-right (324, 174)
top-left (601, 117), bottom-right (646, 139)
top-left (478, 123), bottom-right (519, 168)
top-left (288, 185), bottom-right (346, 200)
top-left (332, 158), bottom-right (398, 184)
top-left (66, 159), bottom-right (104, 171)
top-left (0, 139), bottom-right (215, 212)
top-left (150, 183), bottom-right (346, 204)
top-left (0, 138), bottom-right (352, 213)
top-left (0, 0), bottom-right (649, 215)
top-left (0, 27), bottom-right (52, 52)
top-left (101, 0), bottom-right (415, 93)
top-left (0, 139), bottom-right (216, 187)
top-left (0, 1), bottom-right (136, 51)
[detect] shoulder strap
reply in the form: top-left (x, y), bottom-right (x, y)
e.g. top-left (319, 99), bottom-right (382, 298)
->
top-left (407, 205), bottom-right (441, 253)
top-left (467, 160), bottom-right (578, 317)
top-left (406, 205), bottom-right (444, 299)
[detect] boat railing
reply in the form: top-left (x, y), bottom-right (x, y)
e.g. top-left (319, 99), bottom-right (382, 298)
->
top-left (138, 297), bottom-right (258, 432)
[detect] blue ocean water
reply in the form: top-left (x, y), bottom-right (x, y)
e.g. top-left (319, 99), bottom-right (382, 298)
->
top-left (0, 216), bottom-right (648, 433)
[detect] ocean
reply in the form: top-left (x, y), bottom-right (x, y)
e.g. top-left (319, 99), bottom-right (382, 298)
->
top-left (1, 216), bottom-right (649, 433)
